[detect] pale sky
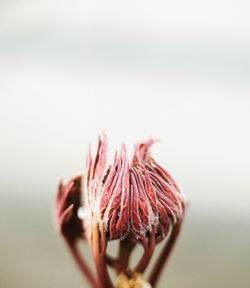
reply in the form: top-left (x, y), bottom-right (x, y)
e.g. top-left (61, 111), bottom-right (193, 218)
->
top-left (1, 0), bottom-right (250, 220)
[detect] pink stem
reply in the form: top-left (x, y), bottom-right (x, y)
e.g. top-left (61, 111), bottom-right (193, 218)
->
top-left (117, 238), bottom-right (136, 273)
top-left (65, 239), bottom-right (98, 288)
top-left (92, 221), bottom-right (114, 288)
top-left (105, 255), bottom-right (119, 269)
top-left (149, 219), bottom-right (183, 287)
top-left (105, 239), bottom-right (135, 274)
top-left (135, 228), bottom-right (155, 273)
top-left (94, 255), bottom-right (113, 288)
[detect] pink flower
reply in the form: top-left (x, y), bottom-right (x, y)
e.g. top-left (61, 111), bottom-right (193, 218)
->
top-left (83, 133), bottom-right (185, 241)
top-left (55, 132), bottom-right (186, 288)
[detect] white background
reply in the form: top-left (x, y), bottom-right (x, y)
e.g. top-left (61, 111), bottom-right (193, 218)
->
top-left (1, 1), bottom-right (250, 287)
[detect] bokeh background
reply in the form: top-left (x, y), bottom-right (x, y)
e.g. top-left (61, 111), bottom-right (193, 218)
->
top-left (1, 1), bottom-right (250, 287)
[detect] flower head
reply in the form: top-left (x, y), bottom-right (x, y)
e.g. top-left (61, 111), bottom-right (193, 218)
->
top-left (55, 132), bottom-right (187, 288)
top-left (83, 133), bottom-right (185, 246)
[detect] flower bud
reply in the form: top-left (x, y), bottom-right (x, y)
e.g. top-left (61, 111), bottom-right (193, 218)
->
top-left (55, 175), bottom-right (83, 243)
top-left (55, 133), bottom-right (187, 288)
top-left (83, 134), bottom-right (185, 245)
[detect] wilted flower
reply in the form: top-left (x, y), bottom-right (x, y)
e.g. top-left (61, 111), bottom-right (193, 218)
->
top-left (55, 133), bottom-right (186, 288)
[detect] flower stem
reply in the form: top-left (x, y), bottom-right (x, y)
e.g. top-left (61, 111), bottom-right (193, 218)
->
top-left (149, 219), bottom-right (183, 287)
top-left (92, 220), bottom-right (114, 288)
top-left (65, 239), bottom-right (97, 288)
top-left (117, 238), bottom-right (136, 273)
top-left (135, 227), bottom-right (156, 273)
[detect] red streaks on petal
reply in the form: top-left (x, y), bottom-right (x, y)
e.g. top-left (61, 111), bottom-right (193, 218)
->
top-left (134, 168), bottom-right (150, 229)
top-left (83, 133), bottom-right (186, 244)
top-left (99, 152), bottom-right (118, 218)
top-left (130, 170), bottom-right (142, 237)
top-left (115, 148), bottom-right (130, 238)
top-left (139, 164), bottom-right (158, 221)
top-left (98, 145), bottom-right (130, 240)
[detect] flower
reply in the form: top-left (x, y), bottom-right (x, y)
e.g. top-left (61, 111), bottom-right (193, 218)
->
top-left (55, 132), bottom-right (186, 288)
top-left (83, 133), bottom-right (185, 244)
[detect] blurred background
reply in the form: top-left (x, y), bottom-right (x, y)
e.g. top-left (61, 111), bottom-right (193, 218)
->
top-left (1, 0), bottom-right (250, 287)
